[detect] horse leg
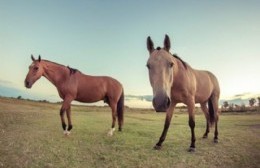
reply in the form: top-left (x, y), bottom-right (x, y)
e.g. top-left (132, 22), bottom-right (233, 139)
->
top-left (117, 91), bottom-right (124, 132)
top-left (108, 101), bottom-right (117, 136)
top-left (154, 103), bottom-right (176, 150)
top-left (214, 115), bottom-right (219, 143)
top-left (200, 103), bottom-right (210, 138)
top-left (60, 108), bottom-right (67, 134)
top-left (187, 102), bottom-right (196, 152)
top-left (65, 106), bottom-right (73, 135)
top-left (60, 97), bottom-right (73, 135)
top-left (211, 96), bottom-right (220, 143)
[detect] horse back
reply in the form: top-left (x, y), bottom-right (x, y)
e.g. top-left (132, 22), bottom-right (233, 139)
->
top-left (75, 73), bottom-right (123, 103)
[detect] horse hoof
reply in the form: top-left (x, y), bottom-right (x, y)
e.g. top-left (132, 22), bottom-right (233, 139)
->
top-left (107, 128), bottom-right (115, 136)
top-left (107, 132), bottom-right (113, 136)
top-left (202, 135), bottom-right (208, 139)
top-left (214, 138), bottom-right (218, 143)
top-left (63, 131), bottom-right (71, 136)
top-left (153, 145), bottom-right (162, 150)
top-left (188, 147), bottom-right (195, 152)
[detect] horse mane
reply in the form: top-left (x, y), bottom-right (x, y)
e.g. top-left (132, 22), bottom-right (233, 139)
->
top-left (156, 47), bottom-right (187, 69)
top-left (43, 60), bottom-right (79, 75)
top-left (67, 66), bottom-right (78, 75)
top-left (172, 54), bottom-right (187, 69)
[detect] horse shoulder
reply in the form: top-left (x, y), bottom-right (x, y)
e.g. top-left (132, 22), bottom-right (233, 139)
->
top-left (57, 74), bottom-right (79, 99)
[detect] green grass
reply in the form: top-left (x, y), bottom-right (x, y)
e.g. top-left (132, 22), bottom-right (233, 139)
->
top-left (0, 97), bottom-right (259, 168)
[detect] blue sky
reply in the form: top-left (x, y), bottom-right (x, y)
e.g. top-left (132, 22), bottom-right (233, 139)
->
top-left (1, 0), bottom-right (260, 105)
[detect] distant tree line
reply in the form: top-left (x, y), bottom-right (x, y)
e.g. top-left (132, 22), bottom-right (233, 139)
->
top-left (16, 95), bottom-right (50, 103)
top-left (221, 97), bottom-right (260, 112)
top-left (13, 95), bottom-right (260, 112)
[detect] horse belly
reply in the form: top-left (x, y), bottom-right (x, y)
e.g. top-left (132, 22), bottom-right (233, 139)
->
top-left (75, 85), bottom-right (105, 103)
top-left (194, 72), bottom-right (214, 103)
top-left (195, 92), bottom-right (211, 103)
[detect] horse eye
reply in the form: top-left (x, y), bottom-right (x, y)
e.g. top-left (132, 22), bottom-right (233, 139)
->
top-left (33, 67), bottom-right (39, 71)
top-left (169, 62), bottom-right (174, 68)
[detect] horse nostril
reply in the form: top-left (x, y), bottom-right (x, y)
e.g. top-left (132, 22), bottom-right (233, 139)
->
top-left (152, 95), bottom-right (171, 112)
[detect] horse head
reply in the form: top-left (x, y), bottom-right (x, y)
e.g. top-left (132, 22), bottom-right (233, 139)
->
top-left (24, 55), bottom-right (44, 88)
top-left (146, 35), bottom-right (176, 112)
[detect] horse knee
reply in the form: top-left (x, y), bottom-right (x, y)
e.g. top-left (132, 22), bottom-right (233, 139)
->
top-left (60, 109), bottom-right (65, 116)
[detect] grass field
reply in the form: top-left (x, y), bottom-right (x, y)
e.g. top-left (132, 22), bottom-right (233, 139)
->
top-left (0, 97), bottom-right (259, 168)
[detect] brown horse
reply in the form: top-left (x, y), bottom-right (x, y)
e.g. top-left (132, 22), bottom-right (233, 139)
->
top-left (25, 55), bottom-right (124, 136)
top-left (146, 35), bottom-right (220, 152)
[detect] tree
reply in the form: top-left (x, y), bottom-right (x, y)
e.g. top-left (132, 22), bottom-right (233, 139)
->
top-left (228, 103), bottom-right (234, 112)
top-left (223, 101), bottom-right (229, 109)
top-left (17, 95), bottom-right (22, 99)
top-left (249, 98), bottom-right (256, 107)
top-left (257, 97), bottom-right (260, 107)
top-left (240, 103), bottom-right (246, 112)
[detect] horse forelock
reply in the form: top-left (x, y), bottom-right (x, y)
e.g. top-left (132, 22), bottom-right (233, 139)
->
top-left (151, 47), bottom-right (187, 70)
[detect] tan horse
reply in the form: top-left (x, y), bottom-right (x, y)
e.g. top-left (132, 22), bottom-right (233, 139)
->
top-left (25, 55), bottom-right (124, 136)
top-left (146, 35), bottom-right (220, 152)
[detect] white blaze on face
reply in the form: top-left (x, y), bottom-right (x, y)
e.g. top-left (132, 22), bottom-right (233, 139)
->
top-left (147, 50), bottom-right (174, 99)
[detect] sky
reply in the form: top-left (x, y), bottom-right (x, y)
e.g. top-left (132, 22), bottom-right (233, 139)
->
top-left (0, 0), bottom-right (260, 107)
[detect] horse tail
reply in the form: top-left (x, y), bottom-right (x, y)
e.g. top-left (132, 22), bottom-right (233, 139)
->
top-left (117, 90), bottom-right (124, 131)
top-left (208, 97), bottom-right (215, 127)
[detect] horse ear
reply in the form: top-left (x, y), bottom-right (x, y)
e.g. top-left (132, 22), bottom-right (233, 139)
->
top-left (31, 54), bottom-right (36, 61)
top-left (38, 55), bottom-right (41, 62)
top-left (147, 36), bottom-right (154, 54)
top-left (164, 34), bottom-right (171, 52)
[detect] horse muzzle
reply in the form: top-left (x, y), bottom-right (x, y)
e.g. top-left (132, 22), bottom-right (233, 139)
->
top-left (152, 94), bottom-right (171, 112)
top-left (24, 80), bottom-right (32, 88)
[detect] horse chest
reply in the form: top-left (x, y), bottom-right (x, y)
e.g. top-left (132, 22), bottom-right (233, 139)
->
top-left (57, 84), bottom-right (77, 100)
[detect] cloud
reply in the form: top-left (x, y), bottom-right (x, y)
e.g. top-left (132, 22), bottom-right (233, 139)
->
top-left (0, 79), bottom-right (15, 87)
top-left (228, 92), bottom-right (260, 100)
top-left (125, 95), bottom-right (153, 102)
top-left (220, 92), bottom-right (260, 106)
top-left (0, 82), bottom-right (60, 102)
top-left (0, 84), bottom-right (23, 98)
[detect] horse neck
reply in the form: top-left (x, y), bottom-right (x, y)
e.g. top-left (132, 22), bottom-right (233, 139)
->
top-left (172, 58), bottom-right (191, 85)
top-left (42, 61), bottom-right (69, 87)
